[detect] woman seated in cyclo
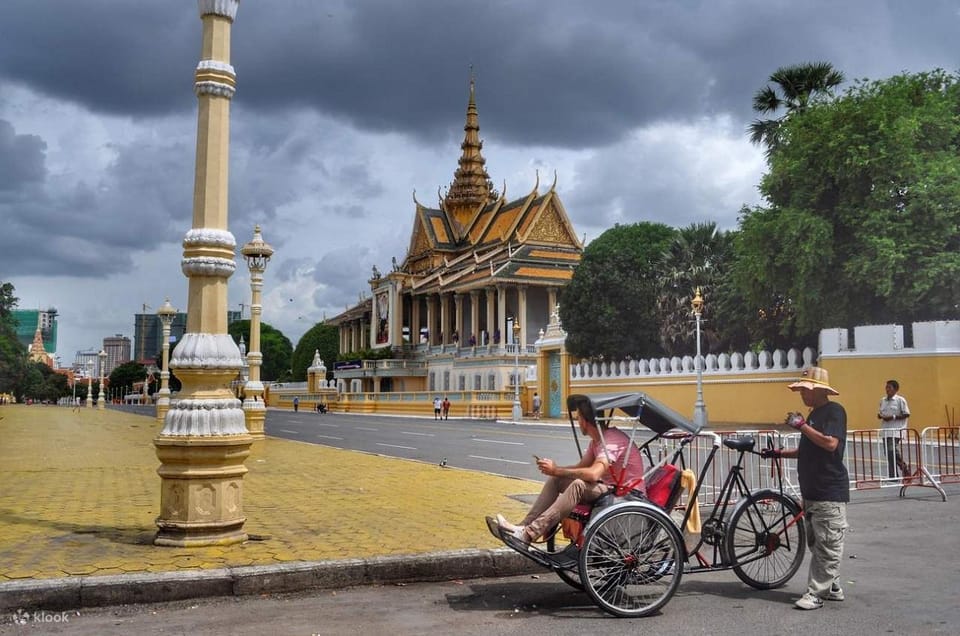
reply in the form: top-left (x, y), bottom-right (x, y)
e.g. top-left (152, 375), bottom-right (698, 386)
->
top-left (492, 395), bottom-right (645, 543)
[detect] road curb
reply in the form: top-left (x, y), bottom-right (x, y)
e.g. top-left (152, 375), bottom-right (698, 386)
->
top-left (0, 548), bottom-right (540, 612)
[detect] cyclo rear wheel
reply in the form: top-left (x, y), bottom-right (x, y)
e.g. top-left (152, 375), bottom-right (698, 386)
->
top-left (578, 503), bottom-right (683, 618)
top-left (725, 489), bottom-right (806, 589)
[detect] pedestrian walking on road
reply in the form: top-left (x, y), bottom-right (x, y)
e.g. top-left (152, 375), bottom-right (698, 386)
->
top-left (532, 393), bottom-right (542, 419)
top-left (293, 396), bottom-right (299, 412)
top-left (878, 379), bottom-right (911, 477)
top-left (442, 396), bottom-right (451, 420)
top-left (762, 366), bottom-right (849, 611)
top-left (433, 396), bottom-right (442, 420)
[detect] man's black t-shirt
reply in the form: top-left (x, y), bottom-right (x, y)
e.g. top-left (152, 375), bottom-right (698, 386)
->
top-left (797, 400), bottom-right (850, 503)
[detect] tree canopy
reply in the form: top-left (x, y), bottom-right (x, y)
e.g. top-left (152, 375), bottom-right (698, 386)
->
top-left (749, 61), bottom-right (845, 154)
top-left (736, 69), bottom-right (960, 337)
top-left (655, 222), bottom-right (739, 355)
top-left (227, 320), bottom-right (293, 381)
top-left (291, 322), bottom-right (339, 380)
top-left (109, 360), bottom-right (148, 396)
top-left (0, 282), bottom-right (26, 397)
top-left (559, 222), bottom-right (676, 359)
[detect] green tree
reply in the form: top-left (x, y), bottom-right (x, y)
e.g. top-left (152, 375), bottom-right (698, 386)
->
top-left (559, 222), bottom-right (676, 359)
top-left (0, 281), bottom-right (26, 396)
top-left (109, 361), bottom-right (147, 397)
top-left (655, 222), bottom-right (738, 355)
top-left (748, 61), bottom-right (845, 155)
top-left (737, 69), bottom-right (960, 337)
top-left (291, 322), bottom-right (339, 380)
top-left (227, 320), bottom-right (293, 381)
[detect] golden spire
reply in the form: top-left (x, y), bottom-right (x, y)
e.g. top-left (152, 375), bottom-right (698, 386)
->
top-left (28, 314), bottom-right (50, 365)
top-left (443, 71), bottom-right (495, 219)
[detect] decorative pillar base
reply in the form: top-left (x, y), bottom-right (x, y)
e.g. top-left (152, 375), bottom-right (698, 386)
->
top-left (156, 400), bottom-right (170, 424)
top-left (242, 399), bottom-right (266, 440)
top-left (154, 435), bottom-right (252, 547)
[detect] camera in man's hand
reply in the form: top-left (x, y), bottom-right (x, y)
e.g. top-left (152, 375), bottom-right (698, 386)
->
top-left (785, 412), bottom-right (806, 429)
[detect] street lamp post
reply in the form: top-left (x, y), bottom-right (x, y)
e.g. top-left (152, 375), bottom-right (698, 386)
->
top-left (240, 225), bottom-right (274, 440)
top-left (691, 287), bottom-right (709, 428)
top-left (97, 350), bottom-right (107, 409)
top-left (156, 298), bottom-right (178, 423)
top-left (511, 319), bottom-right (522, 422)
top-left (85, 361), bottom-right (93, 408)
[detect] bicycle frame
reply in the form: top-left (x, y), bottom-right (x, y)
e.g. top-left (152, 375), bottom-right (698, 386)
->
top-left (663, 432), bottom-right (804, 573)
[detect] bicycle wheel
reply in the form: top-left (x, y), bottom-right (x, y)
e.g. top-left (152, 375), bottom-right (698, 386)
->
top-left (725, 489), bottom-right (805, 590)
top-left (578, 504), bottom-right (683, 618)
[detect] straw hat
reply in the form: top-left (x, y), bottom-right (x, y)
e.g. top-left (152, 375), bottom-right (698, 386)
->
top-left (788, 366), bottom-right (839, 396)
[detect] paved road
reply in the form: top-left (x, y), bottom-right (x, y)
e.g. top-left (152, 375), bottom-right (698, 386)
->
top-left (265, 411), bottom-right (597, 480)
top-left (8, 486), bottom-right (959, 635)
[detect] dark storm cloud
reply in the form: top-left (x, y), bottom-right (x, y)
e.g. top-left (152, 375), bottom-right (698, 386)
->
top-left (0, 118), bottom-right (193, 277)
top-left (3, 1), bottom-right (956, 153)
top-left (0, 120), bottom-right (46, 189)
top-left (0, 0), bottom-right (196, 116)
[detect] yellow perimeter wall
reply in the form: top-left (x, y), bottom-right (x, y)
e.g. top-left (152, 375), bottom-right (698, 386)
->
top-left (569, 372), bottom-right (799, 429)
top-left (567, 355), bottom-right (960, 431)
top-left (822, 354), bottom-right (960, 430)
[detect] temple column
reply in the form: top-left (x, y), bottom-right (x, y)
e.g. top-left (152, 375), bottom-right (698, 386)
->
top-left (411, 295), bottom-right (421, 343)
top-left (485, 287), bottom-right (495, 346)
top-left (440, 293), bottom-right (451, 345)
top-left (547, 287), bottom-right (558, 319)
top-left (154, 0), bottom-right (251, 548)
top-left (518, 285), bottom-right (528, 347)
top-left (497, 285), bottom-right (507, 348)
top-left (469, 290), bottom-right (479, 345)
top-left (453, 292), bottom-right (464, 345)
top-left (426, 294), bottom-right (437, 345)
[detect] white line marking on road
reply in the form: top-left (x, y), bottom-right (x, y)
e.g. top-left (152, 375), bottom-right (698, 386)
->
top-left (377, 443), bottom-right (417, 450)
top-left (316, 434), bottom-right (343, 441)
top-left (402, 431), bottom-right (435, 437)
top-left (279, 429), bottom-right (299, 434)
top-left (314, 422), bottom-right (339, 428)
top-left (469, 455), bottom-right (531, 465)
top-left (473, 438), bottom-right (523, 445)
top-left (288, 420), bottom-right (304, 424)
top-left (355, 427), bottom-right (379, 432)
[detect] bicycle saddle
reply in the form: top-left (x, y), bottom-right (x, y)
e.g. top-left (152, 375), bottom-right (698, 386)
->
top-left (722, 436), bottom-right (756, 452)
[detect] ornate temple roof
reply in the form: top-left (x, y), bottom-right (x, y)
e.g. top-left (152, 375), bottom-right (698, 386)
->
top-left (398, 79), bottom-right (583, 295)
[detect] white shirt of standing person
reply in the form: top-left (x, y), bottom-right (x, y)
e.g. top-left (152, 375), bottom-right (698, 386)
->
top-left (879, 392), bottom-right (910, 438)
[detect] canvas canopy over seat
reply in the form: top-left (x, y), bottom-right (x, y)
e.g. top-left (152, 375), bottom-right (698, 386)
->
top-left (567, 392), bottom-right (702, 436)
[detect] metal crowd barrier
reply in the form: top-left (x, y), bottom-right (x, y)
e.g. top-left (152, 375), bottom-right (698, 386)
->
top-left (649, 426), bottom-right (956, 508)
top-left (643, 430), bottom-right (796, 510)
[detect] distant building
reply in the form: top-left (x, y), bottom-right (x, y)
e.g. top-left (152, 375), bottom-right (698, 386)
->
top-left (27, 315), bottom-right (53, 368)
top-left (74, 351), bottom-right (100, 377)
top-left (102, 334), bottom-right (131, 375)
top-left (133, 310), bottom-right (242, 364)
top-left (11, 308), bottom-right (58, 354)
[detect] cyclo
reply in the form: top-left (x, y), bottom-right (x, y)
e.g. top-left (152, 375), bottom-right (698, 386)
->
top-left (487, 392), bottom-right (806, 618)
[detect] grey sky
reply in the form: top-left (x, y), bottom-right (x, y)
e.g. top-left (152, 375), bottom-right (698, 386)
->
top-left (1, 0), bottom-right (958, 361)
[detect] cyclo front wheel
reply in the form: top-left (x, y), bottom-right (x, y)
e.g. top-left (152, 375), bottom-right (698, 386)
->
top-left (725, 489), bottom-right (805, 589)
top-left (578, 503), bottom-right (683, 618)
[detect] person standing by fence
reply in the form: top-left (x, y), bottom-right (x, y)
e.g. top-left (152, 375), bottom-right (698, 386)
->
top-left (762, 366), bottom-right (849, 611)
top-left (878, 379), bottom-right (911, 477)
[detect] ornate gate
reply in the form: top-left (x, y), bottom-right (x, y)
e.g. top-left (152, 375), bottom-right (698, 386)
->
top-left (548, 351), bottom-right (562, 418)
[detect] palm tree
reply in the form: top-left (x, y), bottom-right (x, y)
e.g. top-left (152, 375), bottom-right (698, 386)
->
top-left (748, 62), bottom-right (844, 153)
top-left (655, 223), bottom-right (733, 355)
